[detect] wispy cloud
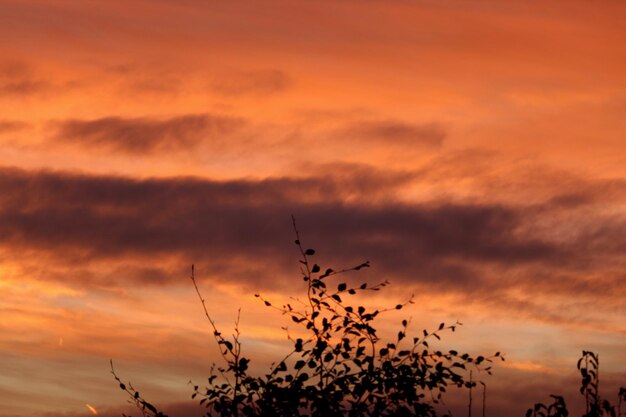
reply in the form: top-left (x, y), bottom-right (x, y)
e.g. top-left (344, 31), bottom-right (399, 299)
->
top-left (51, 114), bottom-right (245, 154)
top-left (212, 69), bottom-right (292, 96)
top-left (0, 61), bottom-right (51, 96)
top-left (0, 120), bottom-right (29, 134)
top-left (337, 120), bottom-right (445, 148)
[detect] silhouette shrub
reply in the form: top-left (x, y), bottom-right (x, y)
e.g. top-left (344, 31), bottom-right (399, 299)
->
top-left (526, 351), bottom-right (626, 417)
top-left (111, 219), bottom-right (504, 416)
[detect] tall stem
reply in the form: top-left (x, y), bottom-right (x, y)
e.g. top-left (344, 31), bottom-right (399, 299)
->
top-left (468, 371), bottom-right (473, 417)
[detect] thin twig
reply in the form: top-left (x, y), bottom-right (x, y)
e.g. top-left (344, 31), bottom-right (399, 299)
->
top-left (189, 264), bottom-right (234, 389)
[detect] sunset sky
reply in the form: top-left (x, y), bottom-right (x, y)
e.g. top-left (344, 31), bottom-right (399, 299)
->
top-left (1, 1), bottom-right (625, 416)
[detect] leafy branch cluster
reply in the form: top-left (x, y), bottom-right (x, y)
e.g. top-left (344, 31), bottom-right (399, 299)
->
top-left (113, 219), bottom-right (502, 417)
top-left (111, 221), bottom-right (626, 417)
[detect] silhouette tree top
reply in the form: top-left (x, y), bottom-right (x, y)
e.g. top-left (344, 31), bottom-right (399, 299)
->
top-left (112, 218), bottom-right (504, 417)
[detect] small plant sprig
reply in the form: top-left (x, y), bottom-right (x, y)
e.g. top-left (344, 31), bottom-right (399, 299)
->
top-left (526, 395), bottom-right (569, 417)
top-left (110, 360), bottom-right (168, 417)
top-left (618, 387), bottom-right (626, 417)
top-left (527, 351), bottom-right (626, 417)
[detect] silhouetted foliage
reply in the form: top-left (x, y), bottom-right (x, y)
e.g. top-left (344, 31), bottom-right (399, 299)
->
top-left (111, 219), bottom-right (626, 417)
top-left (527, 351), bottom-right (626, 417)
top-left (112, 218), bottom-right (505, 416)
top-left (111, 360), bottom-right (167, 417)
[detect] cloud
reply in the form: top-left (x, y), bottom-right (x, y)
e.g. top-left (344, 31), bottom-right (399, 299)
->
top-left (212, 69), bottom-right (292, 96)
top-left (338, 120), bottom-right (445, 147)
top-left (0, 61), bottom-right (51, 96)
top-left (0, 165), bottom-right (624, 329)
top-left (103, 63), bottom-right (184, 94)
top-left (52, 114), bottom-right (245, 154)
top-left (0, 120), bottom-right (29, 134)
top-left (0, 167), bottom-right (578, 278)
top-left (0, 167), bottom-right (548, 263)
top-left (0, 79), bottom-right (50, 95)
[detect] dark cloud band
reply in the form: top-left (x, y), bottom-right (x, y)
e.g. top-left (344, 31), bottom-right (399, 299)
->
top-left (3, 166), bottom-right (619, 293)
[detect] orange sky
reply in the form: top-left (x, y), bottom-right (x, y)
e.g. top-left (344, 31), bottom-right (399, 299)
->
top-left (1, 1), bottom-right (625, 416)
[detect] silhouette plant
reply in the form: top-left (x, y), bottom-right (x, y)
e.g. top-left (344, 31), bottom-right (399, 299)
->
top-left (112, 218), bottom-right (503, 417)
top-left (526, 351), bottom-right (626, 417)
top-left (111, 360), bottom-right (167, 417)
